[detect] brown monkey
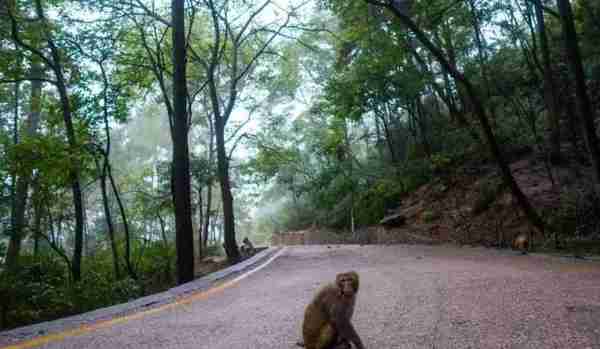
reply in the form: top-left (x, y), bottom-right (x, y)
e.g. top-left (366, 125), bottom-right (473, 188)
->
top-left (513, 233), bottom-right (529, 254)
top-left (299, 271), bottom-right (365, 349)
top-left (240, 237), bottom-right (255, 256)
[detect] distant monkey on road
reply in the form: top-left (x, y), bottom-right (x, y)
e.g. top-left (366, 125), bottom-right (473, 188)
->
top-left (240, 237), bottom-right (255, 256)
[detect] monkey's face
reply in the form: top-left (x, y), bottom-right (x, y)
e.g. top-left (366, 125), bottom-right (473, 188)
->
top-left (336, 271), bottom-right (359, 298)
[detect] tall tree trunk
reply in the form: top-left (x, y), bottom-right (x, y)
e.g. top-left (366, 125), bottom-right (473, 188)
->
top-left (157, 212), bottom-right (168, 247)
top-left (203, 112), bottom-right (215, 250)
top-left (379, 0), bottom-right (546, 234)
top-left (96, 62), bottom-right (136, 279)
top-left (172, 0), bottom-right (195, 284)
top-left (96, 63), bottom-right (123, 279)
top-left (380, 114), bottom-right (398, 164)
top-left (533, 0), bottom-right (561, 163)
top-left (203, 181), bottom-right (213, 249)
top-left (10, 0), bottom-right (88, 281)
top-left (466, 0), bottom-right (492, 102)
top-left (215, 118), bottom-right (240, 262)
top-left (7, 80), bottom-right (21, 270)
top-left (32, 178), bottom-right (42, 259)
top-left (557, 0), bottom-right (600, 194)
top-left (7, 52), bottom-right (43, 268)
top-left (107, 165), bottom-right (136, 279)
top-left (197, 187), bottom-right (204, 259)
top-left (96, 157), bottom-right (120, 279)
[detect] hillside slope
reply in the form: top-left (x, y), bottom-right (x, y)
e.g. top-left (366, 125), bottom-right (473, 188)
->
top-left (378, 150), bottom-right (599, 254)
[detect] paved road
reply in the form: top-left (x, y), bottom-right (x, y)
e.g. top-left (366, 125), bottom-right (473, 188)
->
top-left (12, 245), bottom-right (600, 348)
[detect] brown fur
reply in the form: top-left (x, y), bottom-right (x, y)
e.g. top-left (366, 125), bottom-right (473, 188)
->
top-left (513, 233), bottom-right (529, 254)
top-left (300, 271), bottom-right (365, 349)
top-left (240, 237), bottom-right (255, 256)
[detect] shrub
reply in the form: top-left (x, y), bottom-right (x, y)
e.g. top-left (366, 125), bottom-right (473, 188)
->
top-left (355, 178), bottom-right (406, 225)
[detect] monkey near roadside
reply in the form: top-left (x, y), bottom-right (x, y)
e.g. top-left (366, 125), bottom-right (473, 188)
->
top-left (300, 271), bottom-right (365, 349)
top-left (240, 237), bottom-right (255, 256)
top-left (513, 233), bottom-right (529, 254)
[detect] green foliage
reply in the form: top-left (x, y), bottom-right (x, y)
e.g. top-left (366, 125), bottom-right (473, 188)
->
top-left (249, 145), bottom-right (301, 182)
top-left (0, 256), bottom-right (70, 328)
top-left (8, 135), bottom-right (87, 187)
top-left (0, 242), bottom-right (178, 330)
top-left (400, 160), bottom-right (435, 193)
top-left (546, 191), bottom-right (578, 238)
top-left (257, 43), bottom-right (302, 101)
top-left (429, 153), bottom-right (453, 173)
top-left (134, 242), bottom-right (176, 294)
top-left (354, 178), bottom-right (406, 225)
top-left (69, 261), bottom-right (142, 313)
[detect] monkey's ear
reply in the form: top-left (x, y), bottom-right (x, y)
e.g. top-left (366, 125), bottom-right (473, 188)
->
top-left (349, 271), bottom-right (359, 291)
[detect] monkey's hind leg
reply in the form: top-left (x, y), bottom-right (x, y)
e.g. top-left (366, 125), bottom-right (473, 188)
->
top-left (316, 324), bottom-right (352, 349)
top-left (330, 340), bottom-right (351, 349)
top-left (316, 324), bottom-right (337, 349)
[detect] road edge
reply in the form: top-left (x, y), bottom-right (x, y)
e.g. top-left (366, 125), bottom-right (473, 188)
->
top-left (0, 246), bottom-right (283, 347)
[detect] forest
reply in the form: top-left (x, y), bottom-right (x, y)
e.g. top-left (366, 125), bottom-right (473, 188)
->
top-left (1, 0), bottom-right (599, 330)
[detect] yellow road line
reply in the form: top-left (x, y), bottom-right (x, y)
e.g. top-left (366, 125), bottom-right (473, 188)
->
top-left (2, 248), bottom-right (286, 349)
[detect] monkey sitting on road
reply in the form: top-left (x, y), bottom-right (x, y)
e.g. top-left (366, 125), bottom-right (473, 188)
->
top-left (297, 271), bottom-right (365, 349)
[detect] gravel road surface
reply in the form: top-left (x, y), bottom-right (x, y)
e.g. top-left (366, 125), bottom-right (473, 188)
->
top-left (8, 245), bottom-right (600, 349)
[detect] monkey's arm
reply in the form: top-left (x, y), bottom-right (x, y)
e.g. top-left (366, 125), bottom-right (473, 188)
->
top-left (331, 313), bottom-right (365, 349)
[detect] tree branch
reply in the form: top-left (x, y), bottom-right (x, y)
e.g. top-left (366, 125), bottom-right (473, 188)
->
top-left (0, 77), bottom-right (56, 85)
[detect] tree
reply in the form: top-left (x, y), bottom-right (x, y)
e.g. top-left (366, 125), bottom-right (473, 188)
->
top-left (556, 0), bottom-right (600, 194)
top-left (113, 0), bottom-right (197, 283)
top-left (189, 0), bottom-right (297, 262)
top-left (7, 0), bottom-right (86, 281)
top-left (532, 0), bottom-right (561, 163)
top-left (364, 0), bottom-right (546, 234)
top-left (5, 41), bottom-right (42, 270)
top-left (172, 0), bottom-right (195, 283)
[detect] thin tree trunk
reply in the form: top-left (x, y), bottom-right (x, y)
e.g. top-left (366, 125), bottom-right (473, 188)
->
top-left (7, 25), bottom-right (43, 267)
top-left (215, 118), bottom-right (240, 262)
top-left (32, 178), bottom-right (42, 259)
top-left (379, 112), bottom-right (398, 164)
top-left (415, 98), bottom-right (432, 158)
top-left (379, 0), bottom-right (546, 234)
top-left (203, 112), bottom-right (215, 250)
top-left (12, 0), bottom-right (87, 281)
top-left (203, 183), bottom-right (213, 249)
top-left (96, 157), bottom-right (121, 279)
top-left (197, 187), bottom-right (204, 259)
top-left (107, 167), bottom-right (136, 279)
top-left (557, 0), bottom-right (600, 194)
top-left (157, 212), bottom-right (168, 247)
top-left (466, 0), bottom-right (493, 102)
top-left (533, 0), bottom-right (561, 163)
top-left (96, 62), bottom-right (122, 278)
top-left (172, 0), bottom-right (195, 284)
top-left (7, 78), bottom-right (20, 270)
